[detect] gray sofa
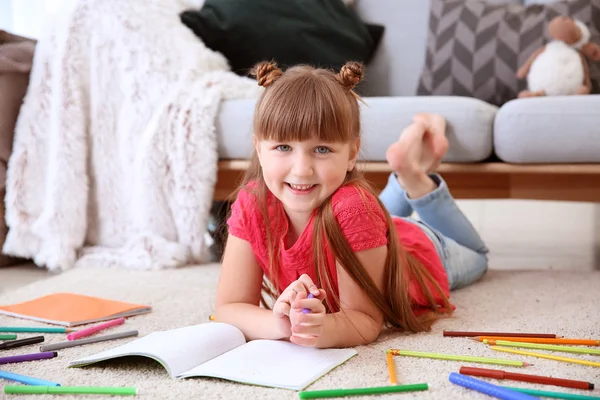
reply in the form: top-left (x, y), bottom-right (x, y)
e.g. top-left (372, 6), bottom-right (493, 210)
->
top-left (214, 0), bottom-right (600, 202)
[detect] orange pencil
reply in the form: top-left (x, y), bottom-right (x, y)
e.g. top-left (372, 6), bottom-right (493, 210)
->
top-left (386, 350), bottom-right (397, 385)
top-left (473, 337), bottom-right (600, 346)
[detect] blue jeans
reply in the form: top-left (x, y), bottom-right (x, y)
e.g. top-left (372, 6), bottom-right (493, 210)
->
top-left (379, 173), bottom-right (489, 290)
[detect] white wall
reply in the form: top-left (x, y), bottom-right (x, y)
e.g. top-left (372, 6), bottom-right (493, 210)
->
top-left (456, 200), bottom-right (600, 271)
top-left (0, 0), bottom-right (67, 39)
top-left (0, 0), bottom-right (14, 33)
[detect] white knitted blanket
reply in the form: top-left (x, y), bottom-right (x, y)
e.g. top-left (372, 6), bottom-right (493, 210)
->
top-left (3, 0), bottom-right (260, 271)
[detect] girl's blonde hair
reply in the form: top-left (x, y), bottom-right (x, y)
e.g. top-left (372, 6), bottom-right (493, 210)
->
top-left (227, 61), bottom-right (452, 333)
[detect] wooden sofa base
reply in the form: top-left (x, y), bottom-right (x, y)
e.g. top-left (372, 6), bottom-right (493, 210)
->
top-left (215, 161), bottom-right (600, 202)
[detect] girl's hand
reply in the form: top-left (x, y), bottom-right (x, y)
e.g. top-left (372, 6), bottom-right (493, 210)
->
top-left (290, 288), bottom-right (327, 347)
top-left (273, 274), bottom-right (323, 340)
top-left (272, 289), bottom-right (293, 338)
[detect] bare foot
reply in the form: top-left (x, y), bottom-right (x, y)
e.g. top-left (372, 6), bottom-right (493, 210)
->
top-left (412, 113), bottom-right (449, 173)
top-left (518, 90), bottom-right (546, 98)
top-left (386, 113), bottom-right (449, 198)
top-left (575, 85), bottom-right (591, 95)
top-left (518, 90), bottom-right (534, 98)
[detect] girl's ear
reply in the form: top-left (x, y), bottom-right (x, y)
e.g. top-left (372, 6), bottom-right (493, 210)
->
top-left (347, 138), bottom-right (360, 171)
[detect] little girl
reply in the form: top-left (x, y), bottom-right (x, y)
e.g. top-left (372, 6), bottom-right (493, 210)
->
top-left (214, 61), bottom-right (488, 349)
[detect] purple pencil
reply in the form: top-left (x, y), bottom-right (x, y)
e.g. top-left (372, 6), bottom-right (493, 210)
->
top-left (0, 351), bottom-right (58, 365)
top-left (302, 293), bottom-right (315, 314)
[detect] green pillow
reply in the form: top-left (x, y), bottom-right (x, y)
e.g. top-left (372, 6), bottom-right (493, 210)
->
top-left (180, 0), bottom-right (380, 76)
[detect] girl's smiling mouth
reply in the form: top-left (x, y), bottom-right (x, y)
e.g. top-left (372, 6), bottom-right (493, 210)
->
top-left (287, 183), bottom-right (317, 193)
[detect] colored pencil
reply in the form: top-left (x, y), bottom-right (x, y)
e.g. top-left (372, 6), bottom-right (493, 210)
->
top-left (444, 330), bottom-right (557, 338)
top-left (449, 372), bottom-right (539, 400)
top-left (67, 318), bottom-right (125, 341)
top-left (386, 350), bottom-right (397, 385)
top-left (388, 349), bottom-right (531, 367)
top-left (298, 383), bottom-right (428, 399)
top-left (0, 370), bottom-right (60, 386)
top-left (503, 386), bottom-right (600, 400)
top-left (475, 337), bottom-right (600, 346)
top-left (40, 330), bottom-right (138, 352)
top-left (0, 327), bottom-right (73, 333)
top-left (459, 366), bottom-right (594, 390)
top-left (490, 346), bottom-right (600, 368)
top-left (4, 386), bottom-right (137, 396)
top-left (0, 334), bottom-right (17, 340)
top-left (302, 293), bottom-right (315, 314)
top-left (0, 336), bottom-right (44, 350)
top-left (484, 339), bottom-right (600, 355)
top-left (0, 352), bottom-right (57, 365)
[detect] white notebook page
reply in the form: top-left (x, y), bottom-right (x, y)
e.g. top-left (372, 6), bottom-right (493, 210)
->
top-left (70, 323), bottom-right (246, 377)
top-left (179, 339), bottom-right (357, 390)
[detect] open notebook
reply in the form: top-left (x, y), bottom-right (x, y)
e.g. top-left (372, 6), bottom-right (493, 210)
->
top-left (69, 323), bottom-right (357, 390)
top-left (0, 293), bottom-right (152, 326)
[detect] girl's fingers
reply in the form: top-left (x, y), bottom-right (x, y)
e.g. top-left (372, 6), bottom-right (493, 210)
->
top-left (290, 334), bottom-right (318, 347)
top-left (292, 296), bottom-right (325, 313)
top-left (292, 322), bottom-right (322, 336)
top-left (297, 274), bottom-right (320, 296)
top-left (294, 313), bottom-right (323, 325)
top-left (316, 288), bottom-right (327, 301)
top-left (288, 287), bottom-right (297, 303)
top-left (281, 302), bottom-right (291, 317)
top-left (274, 301), bottom-right (291, 318)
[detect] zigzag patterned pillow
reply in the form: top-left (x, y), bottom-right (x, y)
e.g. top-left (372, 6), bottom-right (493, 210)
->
top-left (417, 0), bottom-right (600, 106)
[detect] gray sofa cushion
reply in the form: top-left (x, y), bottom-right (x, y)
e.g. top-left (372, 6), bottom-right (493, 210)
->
top-left (494, 95), bottom-right (600, 163)
top-left (217, 96), bottom-right (497, 163)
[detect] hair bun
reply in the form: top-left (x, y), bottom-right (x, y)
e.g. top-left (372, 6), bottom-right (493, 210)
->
top-left (252, 61), bottom-right (283, 87)
top-left (337, 62), bottom-right (365, 90)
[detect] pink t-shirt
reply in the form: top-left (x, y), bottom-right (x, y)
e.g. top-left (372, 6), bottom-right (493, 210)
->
top-left (227, 183), bottom-right (452, 314)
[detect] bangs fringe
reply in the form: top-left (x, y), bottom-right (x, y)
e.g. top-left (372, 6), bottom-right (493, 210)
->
top-left (254, 68), bottom-right (359, 143)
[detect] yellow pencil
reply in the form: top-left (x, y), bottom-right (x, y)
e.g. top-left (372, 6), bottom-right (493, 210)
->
top-left (484, 339), bottom-right (600, 355)
top-left (490, 346), bottom-right (600, 368)
top-left (386, 350), bottom-right (397, 385)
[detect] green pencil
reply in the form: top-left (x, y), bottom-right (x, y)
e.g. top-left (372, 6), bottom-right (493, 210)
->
top-left (299, 383), bottom-right (428, 399)
top-left (0, 327), bottom-right (73, 333)
top-left (389, 349), bottom-right (531, 367)
top-left (503, 386), bottom-right (600, 400)
top-left (485, 339), bottom-right (600, 355)
top-left (4, 386), bottom-right (137, 396)
top-left (0, 334), bottom-right (17, 340)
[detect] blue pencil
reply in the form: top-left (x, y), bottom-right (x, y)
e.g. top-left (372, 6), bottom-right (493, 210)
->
top-left (0, 369), bottom-right (60, 386)
top-left (449, 372), bottom-right (539, 400)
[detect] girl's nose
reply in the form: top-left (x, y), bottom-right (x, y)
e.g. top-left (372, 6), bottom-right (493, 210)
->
top-left (291, 154), bottom-right (314, 177)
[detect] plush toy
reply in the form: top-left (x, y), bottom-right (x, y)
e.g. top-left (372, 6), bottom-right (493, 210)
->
top-left (516, 16), bottom-right (600, 98)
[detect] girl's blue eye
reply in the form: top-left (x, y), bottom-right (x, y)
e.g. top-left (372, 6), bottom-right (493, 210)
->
top-left (276, 145), bottom-right (291, 152)
top-left (315, 146), bottom-right (330, 154)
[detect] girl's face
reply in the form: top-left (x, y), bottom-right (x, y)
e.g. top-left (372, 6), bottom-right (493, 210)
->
top-left (255, 137), bottom-right (359, 224)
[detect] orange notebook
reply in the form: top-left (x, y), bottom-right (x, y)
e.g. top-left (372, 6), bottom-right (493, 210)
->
top-left (0, 293), bottom-right (152, 327)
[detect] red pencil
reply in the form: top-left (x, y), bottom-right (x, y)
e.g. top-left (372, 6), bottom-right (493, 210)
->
top-left (443, 330), bottom-right (557, 338)
top-left (459, 366), bottom-right (594, 390)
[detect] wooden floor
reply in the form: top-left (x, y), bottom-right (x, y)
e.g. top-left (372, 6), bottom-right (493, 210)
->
top-left (215, 161), bottom-right (600, 202)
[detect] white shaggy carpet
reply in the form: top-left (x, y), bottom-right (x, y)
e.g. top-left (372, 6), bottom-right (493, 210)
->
top-left (0, 264), bottom-right (599, 399)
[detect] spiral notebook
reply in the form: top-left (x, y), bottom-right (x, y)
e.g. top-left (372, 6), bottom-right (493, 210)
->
top-left (0, 293), bottom-right (152, 326)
